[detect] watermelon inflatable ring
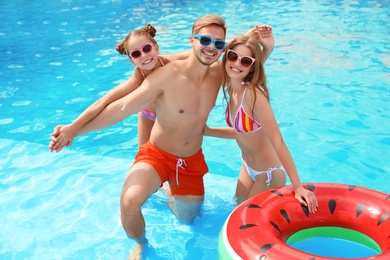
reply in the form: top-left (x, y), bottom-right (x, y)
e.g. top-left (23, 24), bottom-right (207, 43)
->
top-left (218, 183), bottom-right (390, 260)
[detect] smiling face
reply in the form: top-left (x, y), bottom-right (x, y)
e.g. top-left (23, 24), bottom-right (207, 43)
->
top-left (221, 35), bottom-right (269, 102)
top-left (225, 44), bottom-right (254, 82)
top-left (126, 35), bottom-right (159, 70)
top-left (191, 24), bottom-right (226, 66)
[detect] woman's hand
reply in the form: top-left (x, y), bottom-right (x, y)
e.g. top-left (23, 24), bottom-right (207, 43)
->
top-left (245, 24), bottom-right (274, 62)
top-left (294, 186), bottom-right (318, 214)
top-left (246, 25), bottom-right (274, 49)
top-left (256, 24), bottom-right (274, 51)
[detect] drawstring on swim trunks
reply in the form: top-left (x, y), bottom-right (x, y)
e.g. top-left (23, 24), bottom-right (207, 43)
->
top-left (176, 158), bottom-right (187, 185)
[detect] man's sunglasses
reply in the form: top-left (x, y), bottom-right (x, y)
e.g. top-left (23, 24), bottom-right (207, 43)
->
top-left (226, 49), bottom-right (256, 68)
top-left (128, 43), bottom-right (154, 59)
top-left (192, 34), bottom-right (227, 50)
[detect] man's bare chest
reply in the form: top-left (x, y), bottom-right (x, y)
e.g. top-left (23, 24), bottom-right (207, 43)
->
top-left (161, 83), bottom-right (219, 117)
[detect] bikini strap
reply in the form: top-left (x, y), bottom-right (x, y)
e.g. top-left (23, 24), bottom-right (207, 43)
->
top-left (139, 68), bottom-right (146, 79)
top-left (240, 86), bottom-right (248, 106)
top-left (259, 85), bottom-right (267, 97)
top-left (158, 56), bottom-right (165, 66)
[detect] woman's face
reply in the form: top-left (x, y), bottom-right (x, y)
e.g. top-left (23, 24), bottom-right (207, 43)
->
top-left (126, 36), bottom-right (159, 70)
top-left (225, 44), bottom-right (255, 81)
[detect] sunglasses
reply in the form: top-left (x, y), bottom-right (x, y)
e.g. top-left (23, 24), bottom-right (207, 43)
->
top-left (128, 43), bottom-right (154, 59)
top-left (192, 34), bottom-right (227, 50)
top-left (226, 49), bottom-right (256, 68)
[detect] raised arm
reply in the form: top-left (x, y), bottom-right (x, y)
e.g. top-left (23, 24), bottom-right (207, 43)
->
top-left (245, 24), bottom-right (275, 63)
top-left (49, 72), bottom-right (144, 152)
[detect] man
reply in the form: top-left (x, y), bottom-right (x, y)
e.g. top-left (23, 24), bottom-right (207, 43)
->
top-left (71, 15), bottom-right (273, 259)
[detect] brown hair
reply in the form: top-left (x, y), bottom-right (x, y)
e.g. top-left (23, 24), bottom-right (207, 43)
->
top-left (116, 24), bottom-right (157, 55)
top-left (192, 14), bottom-right (226, 37)
top-left (222, 34), bottom-right (269, 112)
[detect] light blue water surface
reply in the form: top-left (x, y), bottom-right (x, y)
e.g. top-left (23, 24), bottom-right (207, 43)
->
top-left (290, 237), bottom-right (378, 258)
top-left (1, 0), bottom-right (389, 259)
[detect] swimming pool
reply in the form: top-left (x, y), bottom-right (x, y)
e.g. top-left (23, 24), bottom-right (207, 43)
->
top-left (1, 0), bottom-right (389, 259)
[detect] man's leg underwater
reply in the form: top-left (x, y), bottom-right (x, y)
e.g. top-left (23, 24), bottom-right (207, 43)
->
top-left (172, 195), bottom-right (204, 224)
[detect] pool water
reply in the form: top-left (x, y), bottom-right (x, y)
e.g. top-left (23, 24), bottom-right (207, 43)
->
top-left (289, 237), bottom-right (379, 258)
top-left (1, 0), bottom-right (389, 259)
top-left (287, 227), bottom-right (382, 258)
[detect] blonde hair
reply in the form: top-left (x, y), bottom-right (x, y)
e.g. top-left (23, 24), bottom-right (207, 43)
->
top-left (222, 34), bottom-right (269, 111)
top-left (116, 24), bottom-right (157, 55)
top-left (192, 14), bottom-right (226, 37)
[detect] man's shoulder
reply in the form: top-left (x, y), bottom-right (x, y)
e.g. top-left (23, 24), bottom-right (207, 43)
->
top-left (211, 59), bottom-right (222, 67)
top-left (159, 60), bottom-right (183, 74)
top-left (144, 60), bottom-right (182, 89)
top-left (165, 59), bottom-right (185, 68)
top-left (150, 60), bottom-right (181, 78)
top-left (210, 60), bottom-right (223, 75)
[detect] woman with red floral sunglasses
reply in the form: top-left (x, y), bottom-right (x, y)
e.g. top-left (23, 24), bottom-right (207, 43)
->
top-left (49, 24), bottom-right (189, 152)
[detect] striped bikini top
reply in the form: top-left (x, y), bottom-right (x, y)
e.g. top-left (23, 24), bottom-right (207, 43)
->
top-left (225, 87), bottom-right (262, 133)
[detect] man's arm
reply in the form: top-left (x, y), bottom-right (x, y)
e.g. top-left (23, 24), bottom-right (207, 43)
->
top-left (76, 70), bottom-right (165, 136)
top-left (49, 73), bottom-right (144, 152)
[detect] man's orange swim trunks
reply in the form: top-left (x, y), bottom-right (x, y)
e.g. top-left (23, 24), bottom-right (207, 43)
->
top-left (134, 141), bottom-right (209, 196)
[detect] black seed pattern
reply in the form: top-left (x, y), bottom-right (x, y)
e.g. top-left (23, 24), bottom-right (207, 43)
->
top-left (246, 204), bottom-right (261, 209)
top-left (306, 183), bottom-right (315, 192)
top-left (239, 224), bottom-right (257, 230)
top-left (356, 203), bottom-right (365, 218)
top-left (328, 199), bottom-right (336, 214)
top-left (280, 209), bottom-right (290, 224)
top-left (270, 221), bottom-right (282, 234)
top-left (259, 243), bottom-right (275, 252)
top-left (271, 190), bottom-right (283, 197)
top-left (377, 212), bottom-right (390, 226)
top-left (301, 204), bottom-right (309, 217)
top-left (348, 185), bottom-right (357, 191)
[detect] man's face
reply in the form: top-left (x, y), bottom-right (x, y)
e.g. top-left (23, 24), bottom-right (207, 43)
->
top-left (191, 24), bottom-right (226, 66)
